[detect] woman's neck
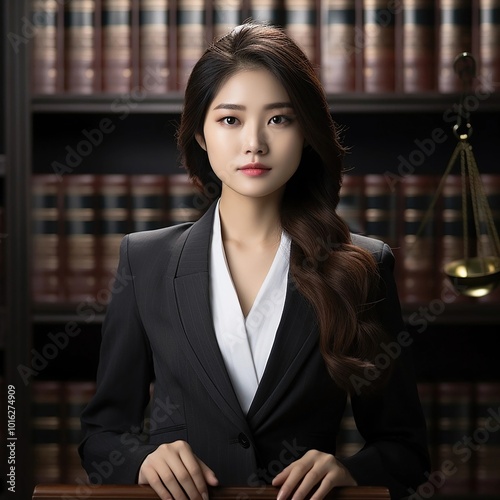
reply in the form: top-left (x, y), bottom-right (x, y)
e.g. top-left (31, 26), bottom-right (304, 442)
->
top-left (218, 189), bottom-right (282, 247)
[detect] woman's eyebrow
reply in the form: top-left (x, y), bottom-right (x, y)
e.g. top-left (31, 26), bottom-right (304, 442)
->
top-left (212, 102), bottom-right (294, 111)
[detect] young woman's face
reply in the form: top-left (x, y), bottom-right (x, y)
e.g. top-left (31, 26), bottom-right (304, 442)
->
top-left (196, 68), bottom-right (305, 200)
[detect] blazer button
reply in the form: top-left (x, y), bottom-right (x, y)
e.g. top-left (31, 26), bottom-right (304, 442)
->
top-left (238, 433), bottom-right (250, 449)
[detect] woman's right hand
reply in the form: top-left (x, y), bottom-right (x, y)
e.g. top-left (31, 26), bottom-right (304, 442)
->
top-left (138, 440), bottom-right (219, 500)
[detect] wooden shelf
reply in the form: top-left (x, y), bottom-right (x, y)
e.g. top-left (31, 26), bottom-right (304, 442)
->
top-left (31, 92), bottom-right (500, 114)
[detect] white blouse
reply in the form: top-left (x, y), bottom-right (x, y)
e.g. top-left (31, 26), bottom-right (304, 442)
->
top-left (209, 201), bottom-right (291, 414)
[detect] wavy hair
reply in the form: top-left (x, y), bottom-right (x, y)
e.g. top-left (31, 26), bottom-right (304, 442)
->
top-left (177, 23), bottom-right (392, 394)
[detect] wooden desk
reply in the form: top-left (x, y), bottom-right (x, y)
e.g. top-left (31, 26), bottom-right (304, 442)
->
top-left (32, 485), bottom-right (390, 500)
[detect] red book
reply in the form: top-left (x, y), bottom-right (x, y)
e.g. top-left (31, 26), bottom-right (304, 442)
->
top-left (337, 174), bottom-right (365, 235)
top-left (102, 0), bottom-right (132, 92)
top-left (166, 174), bottom-right (203, 225)
top-left (399, 175), bottom-right (437, 304)
top-left (65, 0), bottom-right (96, 93)
top-left (139, 0), bottom-right (169, 93)
top-left (479, 0), bottom-right (500, 92)
top-left (32, 0), bottom-right (60, 94)
top-left (63, 175), bottom-right (98, 304)
top-left (437, 0), bottom-right (472, 93)
top-left (32, 175), bottom-right (64, 304)
top-left (131, 175), bottom-right (168, 231)
top-left (321, 0), bottom-right (357, 92)
top-left (402, 0), bottom-right (436, 92)
top-left (285, 0), bottom-right (318, 65)
top-left (363, 0), bottom-right (395, 92)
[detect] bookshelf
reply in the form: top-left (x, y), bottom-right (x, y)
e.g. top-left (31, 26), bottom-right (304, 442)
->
top-left (3, 0), bottom-right (500, 498)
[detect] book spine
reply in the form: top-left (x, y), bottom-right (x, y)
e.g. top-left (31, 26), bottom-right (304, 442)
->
top-left (166, 174), bottom-right (203, 225)
top-left (399, 175), bottom-right (437, 304)
top-left (337, 174), bottom-right (365, 235)
top-left (63, 381), bottom-right (96, 483)
top-left (474, 382), bottom-right (500, 494)
top-left (32, 175), bottom-right (64, 303)
top-left (32, 0), bottom-right (59, 94)
top-left (284, 0), bottom-right (318, 64)
top-left (248, 0), bottom-right (284, 25)
top-left (437, 0), bottom-right (472, 93)
top-left (32, 381), bottom-right (64, 484)
top-left (362, 0), bottom-right (395, 92)
top-left (140, 0), bottom-right (169, 93)
top-left (402, 0), bottom-right (436, 92)
top-left (176, 0), bottom-right (206, 90)
top-left (98, 175), bottom-right (130, 295)
top-left (320, 0), bottom-right (356, 92)
top-left (63, 175), bottom-right (98, 304)
top-left (478, 173), bottom-right (500, 303)
top-left (364, 174), bottom-right (397, 248)
top-left (131, 175), bottom-right (167, 230)
top-left (65, 0), bottom-right (96, 93)
top-left (102, 0), bottom-right (132, 92)
top-left (213, 0), bottom-right (242, 41)
top-left (434, 382), bottom-right (474, 494)
top-left (479, 0), bottom-right (500, 92)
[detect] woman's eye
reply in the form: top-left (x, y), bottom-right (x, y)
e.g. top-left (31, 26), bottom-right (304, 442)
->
top-left (270, 115), bottom-right (289, 125)
top-left (221, 116), bottom-right (237, 125)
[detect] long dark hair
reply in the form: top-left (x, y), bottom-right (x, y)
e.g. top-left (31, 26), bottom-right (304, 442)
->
top-left (177, 23), bottom-right (392, 394)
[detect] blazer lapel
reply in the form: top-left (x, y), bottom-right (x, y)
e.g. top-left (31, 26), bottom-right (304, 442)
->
top-left (246, 276), bottom-right (320, 429)
top-left (168, 203), bottom-right (251, 433)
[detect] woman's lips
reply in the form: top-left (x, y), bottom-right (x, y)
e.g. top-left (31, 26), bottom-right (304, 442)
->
top-left (238, 163), bottom-right (271, 176)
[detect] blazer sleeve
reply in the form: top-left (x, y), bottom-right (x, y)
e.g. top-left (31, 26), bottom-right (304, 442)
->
top-left (337, 243), bottom-right (430, 499)
top-left (79, 234), bottom-right (158, 483)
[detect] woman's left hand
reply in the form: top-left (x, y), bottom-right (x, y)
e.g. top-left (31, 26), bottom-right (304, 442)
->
top-left (271, 449), bottom-right (357, 500)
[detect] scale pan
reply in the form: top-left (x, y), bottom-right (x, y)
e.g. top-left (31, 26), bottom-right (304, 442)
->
top-left (444, 257), bottom-right (500, 297)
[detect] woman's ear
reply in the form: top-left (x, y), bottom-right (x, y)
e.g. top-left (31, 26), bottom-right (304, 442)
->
top-left (195, 133), bottom-right (207, 151)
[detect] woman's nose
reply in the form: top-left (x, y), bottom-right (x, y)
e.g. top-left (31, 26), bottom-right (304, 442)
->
top-left (243, 125), bottom-right (268, 155)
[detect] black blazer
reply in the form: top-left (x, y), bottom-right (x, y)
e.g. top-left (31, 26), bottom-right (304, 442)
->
top-left (79, 201), bottom-right (430, 499)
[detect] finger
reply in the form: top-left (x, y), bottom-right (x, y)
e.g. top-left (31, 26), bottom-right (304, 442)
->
top-left (141, 468), bottom-right (173, 500)
top-left (198, 458), bottom-right (219, 487)
top-left (309, 476), bottom-right (337, 500)
top-left (272, 466), bottom-right (290, 486)
top-left (173, 447), bottom-right (211, 499)
top-left (276, 463), bottom-right (312, 500)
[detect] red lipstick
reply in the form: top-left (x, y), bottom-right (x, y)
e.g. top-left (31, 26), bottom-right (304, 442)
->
top-left (238, 163), bottom-right (271, 177)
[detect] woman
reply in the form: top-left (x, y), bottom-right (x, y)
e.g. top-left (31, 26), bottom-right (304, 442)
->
top-left (80, 23), bottom-right (429, 500)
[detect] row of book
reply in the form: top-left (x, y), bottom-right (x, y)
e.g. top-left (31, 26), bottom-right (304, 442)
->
top-left (337, 382), bottom-right (500, 496)
top-left (32, 173), bottom-right (500, 305)
top-left (31, 0), bottom-right (500, 95)
top-left (29, 379), bottom-right (500, 495)
top-left (337, 173), bottom-right (500, 305)
top-left (32, 173), bottom-right (203, 304)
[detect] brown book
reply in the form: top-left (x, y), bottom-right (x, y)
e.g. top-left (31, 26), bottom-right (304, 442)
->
top-left (166, 174), bottom-right (203, 225)
top-left (32, 175), bottom-right (64, 304)
top-left (102, 0), bottom-right (132, 92)
top-left (98, 175), bottom-right (130, 295)
top-left (213, 0), bottom-right (242, 41)
top-left (320, 0), bottom-right (357, 92)
top-left (399, 175), bottom-right (437, 304)
top-left (474, 382), bottom-right (500, 494)
top-left (248, 0), bottom-right (283, 25)
top-left (65, 0), bottom-right (96, 93)
top-left (363, 0), bottom-right (395, 92)
top-left (140, 0), bottom-right (169, 93)
top-left (176, 0), bottom-right (206, 90)
top-left (479, 0), bottom-right (500, 92)
top-left (364, 174), bottom-right (397, 248)
top-left (32, 381), bottom-right (64, 484)
top-left (32, 0), bottom-right (60, 94)
top-left (478, 173), bottom-right (500, 303)
top-left (131, 175), bottom-right (168, 231)
top-left (285, 0), bottom-right (317, 65)
top-left (337, 174), bottom-right (365, 235)
top-left (437, 0), bottom-right (472, 93)
top-left (402, 0), bottom-right (436, 92)
top-left (63, 175), bottom-right (98, 304)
